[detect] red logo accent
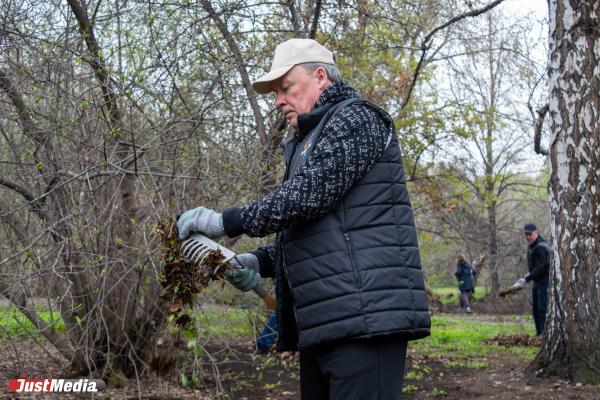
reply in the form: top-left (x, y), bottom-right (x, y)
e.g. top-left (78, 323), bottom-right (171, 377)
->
top-left (7, 379), bottom-right (20, 392)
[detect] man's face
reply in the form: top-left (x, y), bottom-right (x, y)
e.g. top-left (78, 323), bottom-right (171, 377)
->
top-left (272, 65), bottom-right (329, 128)
top-left (525, 230), bottom-right (538, 244)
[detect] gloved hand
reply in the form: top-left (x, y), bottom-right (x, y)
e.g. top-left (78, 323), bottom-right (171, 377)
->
top-left (177, 207), bottom-right (224, 240)
top-left (514, 277), bottom-right (527, 288)
top-left (225, 263), bottom-right (260, 292)
top-left (229, 253), bottom-right (260, 272)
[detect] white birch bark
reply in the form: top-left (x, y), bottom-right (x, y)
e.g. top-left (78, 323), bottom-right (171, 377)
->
top-left (531, 0), bottom-right (600, 383)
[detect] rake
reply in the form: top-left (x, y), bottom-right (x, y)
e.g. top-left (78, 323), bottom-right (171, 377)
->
top-left (181, 234), bottom-right (276, 310)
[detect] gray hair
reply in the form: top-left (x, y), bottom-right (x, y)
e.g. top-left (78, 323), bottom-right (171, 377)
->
top-left (300, 62), bottom-right (342, 83)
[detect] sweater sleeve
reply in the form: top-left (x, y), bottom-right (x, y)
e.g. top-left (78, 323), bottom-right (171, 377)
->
top-left (252, 241), bottom-right (275, 278)
top-left (223, 104), bottom-right (389, 237)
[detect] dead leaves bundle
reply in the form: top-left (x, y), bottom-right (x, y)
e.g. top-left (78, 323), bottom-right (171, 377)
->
top-left (155, 217), bottom-right (229, 327)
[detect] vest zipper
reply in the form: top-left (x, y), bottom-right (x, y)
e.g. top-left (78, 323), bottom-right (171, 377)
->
top-left (344, 233), bottom-right (362, 288)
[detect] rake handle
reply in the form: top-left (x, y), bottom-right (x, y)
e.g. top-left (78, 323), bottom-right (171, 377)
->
top-left (252, 282), bottom-right (277, 311)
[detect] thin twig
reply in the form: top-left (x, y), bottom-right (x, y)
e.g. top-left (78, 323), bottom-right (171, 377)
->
top-left (401, 0), bottom-right (508, 109)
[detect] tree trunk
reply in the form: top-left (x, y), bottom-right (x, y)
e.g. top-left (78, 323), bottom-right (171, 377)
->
top-left (487, 202), bottom-right (499, 294)
top-left (488, 206), bottom-right (500, 296)
top-left (485, 14), bottom-right (500, 295)
top-left (528, 0), bottom-right (600, 384)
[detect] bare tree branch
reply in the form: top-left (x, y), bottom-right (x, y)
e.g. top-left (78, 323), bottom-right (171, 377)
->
top-left (0, 68), bottom-right (46, 145)
top-left (529, 103), bottom-right (550, 155)
top-left (309, 0), bottom-right (323, 39)
top-left (67, 0), bottom-right (137, 218)
top-left (198, 0), bottom-right (267, 145)
top-left (0, 177), bottom-right (35, 206)
top-left (0, 283), bottom-right (75, 363)
top-left (287, 0), bottom-right (303, 37)
top-left (67, 0), bottom-right (122, 131)
top-left (0, 177), bottom-right (47, 219)
top-left (401, 0), bottom-right (509, 109)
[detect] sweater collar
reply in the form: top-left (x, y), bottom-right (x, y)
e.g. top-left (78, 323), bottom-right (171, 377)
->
top-left (296, 81), bottom-right (362, 137)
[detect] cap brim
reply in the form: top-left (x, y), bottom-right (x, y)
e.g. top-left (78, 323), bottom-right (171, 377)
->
top-left (252, 65), bottom-right (294, 94)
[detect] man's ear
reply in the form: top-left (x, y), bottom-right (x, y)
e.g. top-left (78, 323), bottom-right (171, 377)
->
top-left (315, 67), bottom-right (329, 88)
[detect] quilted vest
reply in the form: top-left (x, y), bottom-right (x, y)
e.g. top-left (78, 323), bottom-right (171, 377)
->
top-left (279, 99), bottom-right (431, 349)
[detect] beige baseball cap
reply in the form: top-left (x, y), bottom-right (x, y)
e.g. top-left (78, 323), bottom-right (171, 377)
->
top-left (252, 38), bottom-right (335, 94)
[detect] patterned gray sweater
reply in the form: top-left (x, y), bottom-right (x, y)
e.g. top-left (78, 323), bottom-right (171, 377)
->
top-left (223, 81), bottom-right (389, 274)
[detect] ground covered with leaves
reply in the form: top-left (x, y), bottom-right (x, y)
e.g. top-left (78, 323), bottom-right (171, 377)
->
top-left (1, 307), bottom-right (599, 400)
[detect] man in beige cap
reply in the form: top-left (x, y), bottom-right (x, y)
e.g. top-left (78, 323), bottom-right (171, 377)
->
top-left (178, 38), bottom-right (430, 400)
top-left (252, 38), bottom-right (338, 129)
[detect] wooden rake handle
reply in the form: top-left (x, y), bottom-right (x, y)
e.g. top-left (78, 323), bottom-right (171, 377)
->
top-left (252, 283), bottom-right (277, 310)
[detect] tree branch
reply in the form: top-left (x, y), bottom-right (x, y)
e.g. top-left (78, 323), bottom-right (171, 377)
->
top-left (199, 0), bottom-right (267, 145)
top-left (0, 283), bottom-right (75, 362)
top-left (287, 0), bottom-right (303, 37)
top-left (401, 0), bottom-right (508, 109)
top-left (530, 103), bottom-right (549, 155)
top-left (309, 0), bottom-right (323, 39)
top-left (67, 0), bottom-right (138, 219)
top-left (0, 69), bottom-right (46, 145)
top-left (66, 0), bottom-right (122, 130)
top-left (67, 0), bottom-right (138, 174)
top-left (0, 201), bottom-right (28, 243)
top-left (258, 115), bottom-right (288, 194)
top-left (0, 176), bottom-right (47, 219)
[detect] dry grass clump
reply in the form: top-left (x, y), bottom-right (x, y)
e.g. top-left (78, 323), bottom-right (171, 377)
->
top-left (155, 217), bottom-right (229, 326)
top-left (486, 334), bottom-right (542, 347)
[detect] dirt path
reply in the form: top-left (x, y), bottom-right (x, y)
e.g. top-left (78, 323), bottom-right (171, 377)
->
top-left (1, 336), bottom-right (599, 399)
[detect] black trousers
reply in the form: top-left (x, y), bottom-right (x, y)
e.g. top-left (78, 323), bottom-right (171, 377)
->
top-left (532, 281), bottom-right (548, 336)
top-left (299, 337), bottom-right (408, 400)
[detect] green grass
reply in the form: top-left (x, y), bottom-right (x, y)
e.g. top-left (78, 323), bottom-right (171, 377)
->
top-left (0, 302), bottom-right (261, 342)
top-left (188, 307), bottom-right (539, 364)
top-left (191, 305), bottom-right (264, 340)
top-left (412, 314), bottom-right (538, 361)
top-left (402, 384), bottom-right (418, 393)
top-left (184, 305), bottom-right (538, 362)
top-left (431, 286), bottom-right (489, 305)
top-left (0, 306), bottom-right (65, 336)
top-left (1, 304), bottom-right (539, 366)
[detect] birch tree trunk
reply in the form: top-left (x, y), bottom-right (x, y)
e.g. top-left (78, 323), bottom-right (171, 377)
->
top-left (528, 0), bottom-right (600, 384)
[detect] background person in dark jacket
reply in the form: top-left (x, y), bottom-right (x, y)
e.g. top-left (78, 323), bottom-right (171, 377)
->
top-left (454, 254), bottom-right (476, 313)
top-left (177, 38), bottom-right (430, 400)
top-left (512, 223), bottom-right (551, 336)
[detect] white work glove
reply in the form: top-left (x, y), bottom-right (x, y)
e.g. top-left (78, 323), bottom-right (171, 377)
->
top-left (177, 207), bottom-right (224, 240)
top-left (514, 277), bottom-right (527, 288)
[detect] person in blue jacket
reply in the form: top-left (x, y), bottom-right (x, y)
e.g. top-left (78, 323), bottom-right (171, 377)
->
top-left (256, 312), bottom-right (278, 354)
top-left (455, 254), bottom-right (476, 313)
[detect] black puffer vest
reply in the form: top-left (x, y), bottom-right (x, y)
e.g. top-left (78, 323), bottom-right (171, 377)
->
top-left (274, 94), bottom-right (431, 351)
